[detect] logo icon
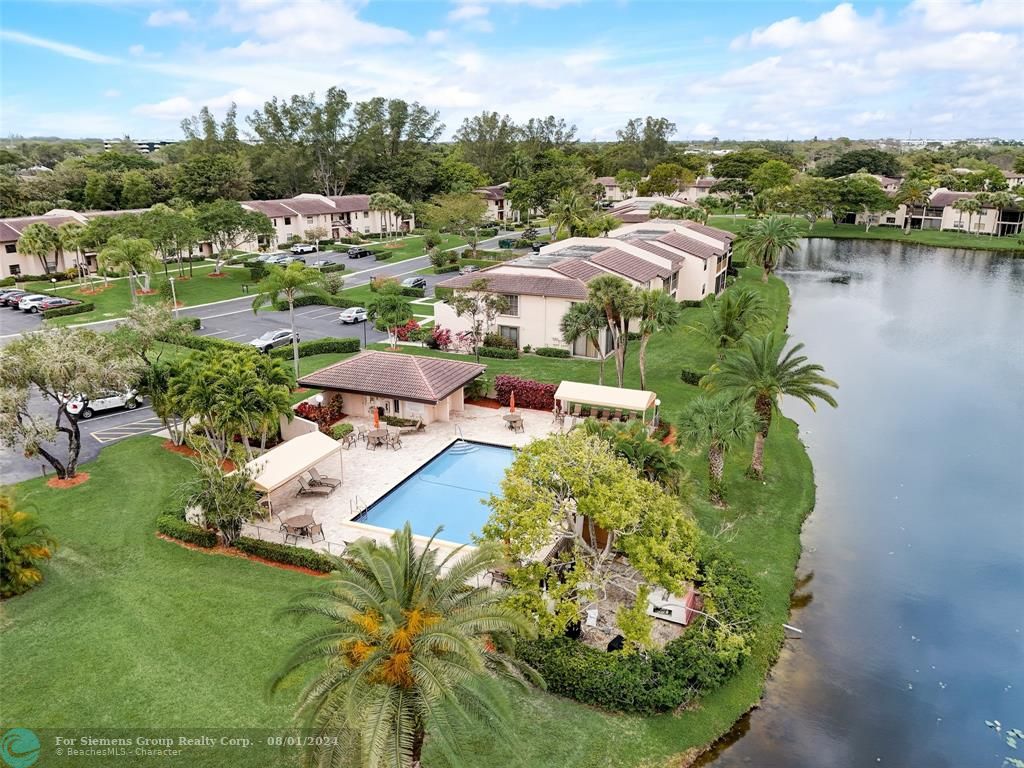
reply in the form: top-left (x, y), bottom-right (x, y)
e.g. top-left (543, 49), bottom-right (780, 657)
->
top-left (0, 729), bottom-right (40, 768)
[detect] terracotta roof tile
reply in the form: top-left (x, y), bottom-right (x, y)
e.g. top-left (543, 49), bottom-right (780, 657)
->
top-left (657, 232), bottom-right (723, 260)
top-left (627, 239), bottom-right (686, 266)
top-left (298, 351), bottom-right (485, 404)
top-left (680, 220), bottom-right (735, 243)
top-left (550, 258), bottom-right (607, 282)
top-left (437, 269), bottom-right (588, 300)
top-left (591, 247), bottom-right (667, 281)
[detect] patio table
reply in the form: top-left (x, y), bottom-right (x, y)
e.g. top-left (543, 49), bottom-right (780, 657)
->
top-left (367, 429), bottom-right (389, 448)
top-left (284, 514), bottom-right (315, 533)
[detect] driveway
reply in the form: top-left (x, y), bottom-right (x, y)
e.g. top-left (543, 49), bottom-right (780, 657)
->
top-left (0, 305), bottom-right (46, 339)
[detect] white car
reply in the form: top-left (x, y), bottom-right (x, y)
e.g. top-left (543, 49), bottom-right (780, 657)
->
top-left (64, 390), bottom-right (142, 419)
top-left (18, 294), bottom-right (50, 312)
top-left (291, 243), bottom-right (317, 254)
top-left (248, 329), bottom-right (298, 352)
top-left (338, 307), bottom-right (368, 324)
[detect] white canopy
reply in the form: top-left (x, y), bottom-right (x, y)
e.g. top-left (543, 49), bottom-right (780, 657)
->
top-left (243, 431), bottom-right (342, 493)
top-left (554, 381), bottom-right (656, 413)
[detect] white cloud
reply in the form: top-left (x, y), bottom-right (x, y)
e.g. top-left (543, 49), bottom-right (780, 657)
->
top-left (133, 96), bottom-right (194, 118)
top-left (129, 44), bottom-right (145, 56)
top-left (732, 3), bottom-right (883, 49)
top-left (851, 110), bottom-right (888, 126)
top-left (448, 4), bottom-right (488, 22)
top-left (906, 0), bottom-right (1024, 33)
top-left (0, 30), bottom-right (120, 64)
top-left (103, 89), bottom-right (121, 98)
top-left (147, 9), bottom-right (193, 27)
top-left (425, 29), bottom-right (449, 44)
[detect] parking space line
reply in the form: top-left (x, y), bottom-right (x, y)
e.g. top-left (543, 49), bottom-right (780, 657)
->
top-left (198, 329), bottom-right (228, 337)
top-left (91, 417), bottom-right (165, 444)
top-left (221, 333), bottom-right (248, 340)
top-left (305, 309), bottom-right (340, 320)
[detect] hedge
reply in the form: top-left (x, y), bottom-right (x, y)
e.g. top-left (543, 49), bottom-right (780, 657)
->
top-left (373, 251), bottom-right (393, 261)
top-left (471, 249), bottom-right (512, 260)
top-left (331, 422), bottom-right (354, 440)
top-left (479, 346), bottom-right (519, 360)
top-left (318, 263), bottom-right (346, 274)
top-left (680, 368), bottom-right (706, 386)
top-left (233, 537), bottom-right (336, 572)
top-left (535, 346), bottom-right (570, 358)
top-left (42, 302), bottom-right (95, 319)
top-left (270, 337), bottom-right (360, 359)
top-left (493, 374), bottom-right (555, 409)
top-left (271, 294), bottom-right (363, 311)
top-left (162, 331), bottom-right (244, 352)
top-left (156, 513), bottom-right (217, 548)
top-left (0, 277), bottom-right (15, 287)
top-left (433, 265), bottom-right (459, 274)
top-left (382, 414), bottom-right (419, 427)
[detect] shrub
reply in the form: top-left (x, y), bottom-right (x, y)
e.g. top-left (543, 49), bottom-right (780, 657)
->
top-left (318, 263), bottom-right (346, 274)
top-left (479, 346), bottom-right (519, 360)
top-left (369, 276), bottom-right (396, 293)
top-left (493, 374), bottom-right (555, 409)
top-left (331, 422), bottom-right (354, 440)
top-left (478, 227), bottom-right (498, 238)
top-left (382, 414), bottom-right (419, 427)
top-left (41, 302), bottom-right (95, 319)
top-left (294, 397), bottom-right (347, 433)
top-left (156, 513), bottom-right (217, 548)
top-left (473, 249), bottom-right (511, 260)
top-left (679, 299), bottom-right (705, 309)
top-left (535, 346), bottom-right (570, 358)
top-left (400, 286), bottom-right (425, 298)
top-left (483, 332), bottom-right (516, 350)
top-left (373, 251), bottom-right (393, 261)
top-left (423, 230), bottom-right (443, 250)
top-left (271, 294), bottom-right (363, 311)
top-left (183, 317), bottom-right (202, 331)
top-left (465, 375), bottom-right (490, 400)
top-left (394, 319), bottom-right (420, 342)
top-left (433, 264), bottom-right (459, 274)
top-left (233, 537), bottom-right (336, 573)
top-left (679, 368), bottom-right (705, 386)
top-left (430, 326), bottom-right (451, 350)
top-left (650, 416), bottom-right (673, 443)
top-left (164, 331), bottom-right (244, 352)
top-left (324, 272), bottom-right (346, 295)
top-left (626, 331), bottom-right (643, 341)
top-left (0, 276), bottom-right (15, 287)
top-left (249, 264), bottom-right (268, 281)
top-left (522, 344), bottom-right (532, 353)
top-left (270, 337), bottom-right (360, 360)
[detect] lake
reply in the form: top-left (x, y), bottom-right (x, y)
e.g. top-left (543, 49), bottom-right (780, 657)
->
top-left (701, 239), bottom-right (1024, 768)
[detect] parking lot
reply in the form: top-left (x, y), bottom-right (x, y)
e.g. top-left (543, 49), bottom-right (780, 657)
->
top-left (0, 302), bottom-right (46, 338)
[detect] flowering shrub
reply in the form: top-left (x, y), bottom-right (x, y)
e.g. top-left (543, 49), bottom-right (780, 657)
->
top-left (451, 331), bottom-right (475, 355)
top-left (294, 398), bottom-right (347, 434)
top-left (493, 374), bottom-right (556, 410)
top-left (395, 319), bottom-right (420, 342)
top-left (431, 326), bottom-right (452, 350)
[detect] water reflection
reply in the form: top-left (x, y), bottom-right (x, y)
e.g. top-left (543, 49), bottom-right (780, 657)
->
top-left (702, 239), bottom-right (1024, 768)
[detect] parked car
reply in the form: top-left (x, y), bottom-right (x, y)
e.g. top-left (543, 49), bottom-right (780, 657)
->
top-left (253, 252), bottom-right (282, 263)
top-left (337, 306), bottom-right (368, 324)
top-left (64, 390), bottom-right (142, 420)
top-left (0, 290), bottom-right (29, 307)
top-left (347, 246), bottom-right (373, 259)
top-left (311, 259), bottom-right (333, 269)
top-left (247, 329), bottom-right (298, 353)
top-left (291, 243), bottom-right (317, 255)
top-left (459, 265), bottom-right (479, 275)
top-left (400, 277), bottom-right (427, 290)
top-left (18, 294), bottom-right (52, 312)
top-left (37, 297), bottom-right (81, 311)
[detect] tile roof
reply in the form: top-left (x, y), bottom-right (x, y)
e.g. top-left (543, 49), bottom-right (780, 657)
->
top-left (657, 232), bottom-right (723, 260)
top-left (627, 239), bottom-right (686, 266)
top-left (690, 177), bottom-right (718, 188)
top-left (929, 190), bottom-right (978, 208)
top-left (680, 220), bottom-right (735, 243)
top-left (298, 351), bottom-right (485, 404)
top-left (0, 214), bottom-right (84, 242)
top-left (595, 176), bottom-right (617, 186)
top-left (591, 247), bottom-right (668, 281)
top-left (437, 269), bottom-right (589, 300)
top-left (615, 212), bottom-right (650, 223)
top-left (550, 258), bottom-right (607, 282)
top-left (242, 194), bottom-right (371, 219)
top-left (474, 184), bottom-right (508, 201)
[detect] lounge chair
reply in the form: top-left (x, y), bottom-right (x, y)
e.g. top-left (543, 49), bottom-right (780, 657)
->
top-left (309, 468), bottom-right (341, 488)
top-left (297, 476), bottom-right (331, 497)
top-left (398, 418), bottom-right (422, 435)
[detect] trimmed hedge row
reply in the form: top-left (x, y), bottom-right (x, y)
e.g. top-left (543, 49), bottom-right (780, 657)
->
top-left (42, 302), bottom-right (95, 319)
top-left (680, 368), bottom-right (706, 386)
top-left (318, 263), bottom-right (346, 274)
top-left (494, 373), bottom-right (555, 410)
top-left (271, 294), bottom-right (363, 311)
top-left (479, 346), bottom-right (519, 359)
top-left (535, 346), bottom-right (570, 358)
top-left (0, 276), bottom-right (15, 287)
top-left (156, 514), bottom-right (217, 548)
top-left (164, 331), bottom-right (244, 352)
top-left (269, 337), bottom-right (360, 359)
top-left (433, 265), bottom-right (459, 274)
top-left (233, 537), bottom-right (336, 573)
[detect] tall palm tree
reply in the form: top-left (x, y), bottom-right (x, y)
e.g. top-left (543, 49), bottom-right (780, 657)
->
top-left (589, 212), bottom-right (621, 237)
top-left (677, 395), bottom-right (756, 507)
top-left (251, 263), bottom-right (328, 378)
top-left (635, 289), bottom-right (681, 390)
top-left (703, 332), bottom-right (838, 480)
top-left (987, 191), bottom-right (1017, 237)
top-left (560, 301), bottom-right (606, 384)
top-left (98, 236), bottom-right (159, 304)
top-left (587, 274), bottom-right (638, 387)
top-left (956, 198), bottom-right (982, 234)
top-left (272, 524), bottom-right (541, 768)
top-left (897, 182), bottom-right (931, 234)
top-left (689, 287), bottom-right (769, 357)
top-left (504, 149), bottom-right (530, 180)
top-left (735, 215), bottom-right (802, 283)
top-left (15, 222), bottom-right (61, 275)
top-left (549, 189), bottom-right (592, 239)
top-left (57, 221), bottom-right (86, 282)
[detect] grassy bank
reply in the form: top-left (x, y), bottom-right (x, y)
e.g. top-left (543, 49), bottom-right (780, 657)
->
top-left (2, 268), bottom-right (815, 766)
top-left (709, 215), bottom-right (1024, 253)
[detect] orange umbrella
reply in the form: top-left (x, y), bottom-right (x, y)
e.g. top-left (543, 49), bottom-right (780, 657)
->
top-left (509, 391), bottom-right (516, 414)
top-left (373, 409), bottom-right (380, 429)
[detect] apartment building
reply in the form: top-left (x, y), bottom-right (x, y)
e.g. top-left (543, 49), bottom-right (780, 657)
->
top-left (595, 176), bottom-right (635, 203)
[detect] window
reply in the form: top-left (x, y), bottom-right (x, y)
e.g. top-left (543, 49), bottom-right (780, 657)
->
top-left (9, 264), bottom-right (21, 276)
top-left (392, 399), bottom-right (401, 414)
top-left (670, 270), bottom-right (679, 292)
top-left (363, 211), bottom-right (369, 218)
top-left (703, 260), bottom-right (708, 271)
top-left (501, 294), bottom-right (519, 316)
top-left (4, 244), bottom-right (15, 253)
top-left (284, 217), bottom-right (292, 226)
top-left (498, 325), bottom-right (520, 347)
top-left (701, 283), bottom-right (706, 296)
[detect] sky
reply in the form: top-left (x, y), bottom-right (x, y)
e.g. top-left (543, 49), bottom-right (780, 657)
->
top-left (0, 0), bottom-right (1021, 142)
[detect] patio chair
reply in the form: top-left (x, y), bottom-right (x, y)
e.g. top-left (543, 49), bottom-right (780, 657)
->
top-left (283, 523), bottom-right (304, 545)
top-left (388, 432), bottom-right (403, 450)
top-left (308, 522), bottom-right (325, 543)
top-left (309, 468), bottom-right (341, 488)
top-left (612, 409), bottom-right (623, 422)
top-left (357, 426), bottom-right (369, 442)
top-left (296, 476), bottom-right (331, 497)
top-left (513, 418), bottom-right (525, 434)
top-left (571, 404), bottom-right (582, 419)
top-left (341, 432), bottom-right (358, 450)
top-left (272, 512), bottom-right (286, 532)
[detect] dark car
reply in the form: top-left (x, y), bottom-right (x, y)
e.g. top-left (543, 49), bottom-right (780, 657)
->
top-left (0, 290), bottom-right (30, 307)
top-left (347, 246), bottom-right (373, 259)
top-left (38, 297), bottom-right (81, 311)
top-left (400, 277), bottom-right (427, 290)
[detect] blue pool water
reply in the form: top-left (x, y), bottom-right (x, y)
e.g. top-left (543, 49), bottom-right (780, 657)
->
top-left (356, 441), bottom-right (514, 544)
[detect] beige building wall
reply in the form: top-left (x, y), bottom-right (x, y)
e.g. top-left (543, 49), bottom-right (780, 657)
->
top-left (940, 205), bottom-right (998, 234)
top-left (328, 389), bottom-right (461, 427)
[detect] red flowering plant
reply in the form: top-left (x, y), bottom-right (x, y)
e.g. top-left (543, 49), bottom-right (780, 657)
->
top-left (395, 319), bottom-right (420, 342)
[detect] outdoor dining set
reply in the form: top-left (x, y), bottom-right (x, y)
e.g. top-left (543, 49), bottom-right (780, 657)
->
top-left (557, 404), bottom-right (641, 426)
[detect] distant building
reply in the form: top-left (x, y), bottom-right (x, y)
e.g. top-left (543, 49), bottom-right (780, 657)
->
top-left (1003, 171), bottom-right (1024, 190)
top-left (595, 176), bottom-right (634, 203)
top-left (474, 183), bottom-right (517, 223)
top-left (103, 139), bottom-right (176, 154)
top-left (676, 177), bottom-right (719, 203)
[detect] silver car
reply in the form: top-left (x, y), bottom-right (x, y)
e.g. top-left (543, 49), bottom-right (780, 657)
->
top-left (248, 329), bottom-right (298, 352)
top-left (337, 307), bottom-right (368, 324)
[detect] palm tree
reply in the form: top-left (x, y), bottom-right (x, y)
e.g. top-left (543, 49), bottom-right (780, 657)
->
top-left (57, 221), bottom-right (86, 283)
top-left (952, 198), bottom-right (971, 232)
top-left (689, 287), bottom-right (769, 357)
top-left (957, 198), bottom-right (982, 234)
top-left (272, 524), bottom-right (541, 768)
top-left (369, 192), bottom-right (391, 241)
top-left (677, 395), bottom-right (756, 507)
top-left (504, 149), bottom-right (530, 180)
top-left (635, 289), bottom-right (681, 390)
top-left (16, 222), bottom-right (61, 275)
top-left (550, 189), bottom-right (592, 239)
top-left (589, 212), bottom-right (621, 237)
top-left (583, 419), bottom-right (688, 494)
top-left (0, 495), bottom-right (57, 598)
top-left (679, 205), bottom-right (709, 225)
top-left (98, 236), bottom-right (159, 304)
top-left (898, 182), bottom-right (931, 234)
top-left (703, 332), bottom-right (838, 480)
top-left (588, 274), bottom-right (638, 387)
top-left (987, 191), bottom-right (1018, 237)
top-left (735, 215), bottom-right (802, 283)
top-left (560, 301), bottom-right (606, 384)
top-left (251, 263), bottom-right (328, 378)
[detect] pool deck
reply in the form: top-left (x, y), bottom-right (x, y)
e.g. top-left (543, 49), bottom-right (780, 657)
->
top-left (242, 404), bottom-right (559, 563)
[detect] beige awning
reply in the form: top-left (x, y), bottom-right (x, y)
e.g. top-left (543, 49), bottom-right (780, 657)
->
top-left (554, 381), bottom-right (657, 412)
top-left (243, 431), bottom-right (342, 493)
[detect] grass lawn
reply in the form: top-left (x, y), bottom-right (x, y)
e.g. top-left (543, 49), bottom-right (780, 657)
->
top-left (36, 264), bottom-right (259, 326)
top-left (709, 215), bottom-right (1024, 253)
top-left (362, 234), bottom-right (466, 264)
top-left (2, 268), bottom-right (815, 766)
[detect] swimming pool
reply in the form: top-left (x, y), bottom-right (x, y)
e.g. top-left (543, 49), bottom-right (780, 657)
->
top-left (355, 440), bottom-right (514, 544)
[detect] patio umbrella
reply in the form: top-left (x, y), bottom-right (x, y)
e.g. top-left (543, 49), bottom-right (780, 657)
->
top-left (510, 391), bottom-right (516, 414)
top-left (373, 409), bottom-right (380, 429)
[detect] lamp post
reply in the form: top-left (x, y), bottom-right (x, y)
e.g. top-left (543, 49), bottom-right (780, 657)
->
top-left (168, 277), bottom-right (178, 318)
top-left (362, 318), bottom-right (368, 348)
top-left (653, 398), bottom-right (661, 428)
